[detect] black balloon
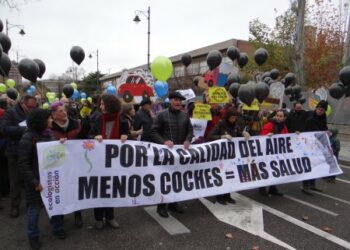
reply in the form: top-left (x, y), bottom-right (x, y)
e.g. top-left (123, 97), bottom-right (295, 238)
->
top-left (339, 66), bottom-right (350, 86)
top-left (329, 82), bottom-right (345, 99)
top-left (270, 68), bottom-right (279, 80)
top-left (299, 97), bottom-right (306, 104)
top-left (237, 53), bottom-right (248, 68)
top-left (33, 59), bottom-right (46, 78)
top-left (289, 96), bottom-right (295, 102)
top-left (226, 72), bottom-right (240, 85)
top-left (292, 84), bottom-right (302, 95)
top-left (0, 19), bottom-right (3, 32)
top-left (255, 82), bottom-right (270, 103)
top-left (6, 88), bottom-right (18, 100)
top-left (284, 73), bottom-right (295, 86)
top-left (226, 46), bottom-right (240, 61)
top-left (206, 50), bottom-right (222, 70)
top-left (254, 48), bottom-right (268, 66)
top-left (70, 46), bottom-right (85, 65)
top-left (284, 86), bottom-right (293, 95)
top-left (229, 82), bottom-right (240, 98)
top-left (238, 82), bottom-right (255, 106)
top-left (0, 43), bottom-right (2, 59)
top-left (181, 53), bottom-right (192, 67)
top-left (62, 84), bottom-right (74, 98)
top-left (264, 76), bottom-right (272, 84)
top-left (0, 32), bottom-right (11, 54)
top-left (0, 53), bottom-right (11, 76)
top-left (18, 58), bottom-right (39, 82)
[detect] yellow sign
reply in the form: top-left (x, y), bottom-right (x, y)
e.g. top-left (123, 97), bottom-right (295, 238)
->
top-left (208, 87), bottom-right (230, 104)
top-left (242, 98), bottom-right (260, 111)
top-left (193, 103), bottom-right (212, 120)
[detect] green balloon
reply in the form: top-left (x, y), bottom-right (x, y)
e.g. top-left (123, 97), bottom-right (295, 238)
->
top-left (6, 79), bottom-right (16, 88)
top-left (71, 82), bottom-right (78, 89)
top-left (42, 103), bottom-right (49, 109)
top-left (151, 56), bottom-right (173, 81)
top-left (326, 105), bottom-right (332, 117)
top-left (0, 83), bottom-right (6, 93)
top-left (87, 97), bottom-right (92, 103)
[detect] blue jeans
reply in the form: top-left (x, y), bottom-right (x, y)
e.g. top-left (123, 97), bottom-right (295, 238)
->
top-left (27, 203), bottom-right (64, 238)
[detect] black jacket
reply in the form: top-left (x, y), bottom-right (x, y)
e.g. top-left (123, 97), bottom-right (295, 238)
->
top-left (207, 120), bottom-right (243, 141)
top-left (151, 107), bottom-right (193, 145)
top-left (0, 103), bottom-right (27, 157)
top-left (133, 108), bottom-right (154, 142)
top-left (305, 112), bottom-right (328, 132)
top-left (286, 110), bottom-right (309, 133)
top-left (17, 129), bottom-right (54, 204)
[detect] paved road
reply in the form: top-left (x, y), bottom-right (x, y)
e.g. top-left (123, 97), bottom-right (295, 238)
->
top-left (1, 165), bottom-right (350, 250)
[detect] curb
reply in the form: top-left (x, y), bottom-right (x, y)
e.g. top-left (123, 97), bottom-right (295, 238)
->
top-left (339, 158), bottom-right (350, 166)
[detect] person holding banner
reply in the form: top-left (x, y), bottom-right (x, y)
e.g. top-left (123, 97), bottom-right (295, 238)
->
top-left (259, 109), bottom-right (288, 197)
top-left (151, 91), bottom-right (194, 218)
top-left (49, 101), bottom-right (84, 228)
top-left (18, 108), bottom-right (67, 250)
top-left (134, 98), bottom-right (154, 142)
top-left (89, 94), bottom-right (128, 229)
top-left (208, 107), bottom-right (249, 205)
top-left (121, 103), bottom-right (143, 140)
top-left (302, 100), bottom-right (329, 195)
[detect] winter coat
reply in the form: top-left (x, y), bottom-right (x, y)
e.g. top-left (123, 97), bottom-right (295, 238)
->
top-left (151, 107), bottom-right (193, 145)
top-left (305, 112), bottom-right (328, 132)
top-left (51, 118), bottom-right (81, 140)
top-left (88, 112), bottom-right (129, 139)
top-left (260, 121), bottom-right (288, 135)
top-left (285, 109), bottom-right (309, 133)
top-left (133, 108), bottom-right (154, 142)
top-left (17, 129), bottom-right (54, 204)
top-left (0, 103), bottom-right (27, 157)
top-left (207, 120), bottom-right (243, 141)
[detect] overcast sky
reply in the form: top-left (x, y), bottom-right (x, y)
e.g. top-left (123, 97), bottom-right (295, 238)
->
top-left (1, 0), bottom-right (291, 79)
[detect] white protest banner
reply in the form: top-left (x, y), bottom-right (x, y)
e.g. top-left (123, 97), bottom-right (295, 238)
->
top-left (190, 118), bottom-right (208, 137)
top-left (177, 89), bottom-right (196, 101)
top-left (37, 132), bottom-right (342, 217)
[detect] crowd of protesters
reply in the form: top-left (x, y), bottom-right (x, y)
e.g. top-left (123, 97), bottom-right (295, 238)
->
top-left (0, 91), bottom-right (340, 250)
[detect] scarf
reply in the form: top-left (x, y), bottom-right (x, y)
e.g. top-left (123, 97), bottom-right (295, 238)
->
top-left (102, 112), bottom-right (120, 139)
top-left (272, 120), bottom-right (285, 134)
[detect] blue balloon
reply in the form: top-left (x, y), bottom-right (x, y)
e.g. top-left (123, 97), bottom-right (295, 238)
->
top-left (26, 89), bottom-right (33, 96)
top-left (80, 92), bottom-right (87, 99)
top-left (106, 85), bottom-right (117, 95)
top-left (29, 85), bottom-right (36, 92)
top-left (72, 89), bottom-right (79, 100)
top-left (154, 80), bottom-right (168, 97)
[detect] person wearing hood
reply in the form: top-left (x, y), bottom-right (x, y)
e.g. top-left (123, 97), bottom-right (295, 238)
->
top-left (259, 109), bottom-right (288, 196)
top-left (302, 100), bottom-right (329, 194)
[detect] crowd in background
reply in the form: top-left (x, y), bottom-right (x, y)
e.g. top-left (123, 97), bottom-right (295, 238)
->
top-left (0, 92), bottom-right (340, 250)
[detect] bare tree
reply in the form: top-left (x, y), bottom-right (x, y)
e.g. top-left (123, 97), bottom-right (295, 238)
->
top-left (294, 0), bottom-right (306, 88)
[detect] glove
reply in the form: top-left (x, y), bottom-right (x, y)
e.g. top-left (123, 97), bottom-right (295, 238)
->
top-left (221, 134), bottom-right (233, 141)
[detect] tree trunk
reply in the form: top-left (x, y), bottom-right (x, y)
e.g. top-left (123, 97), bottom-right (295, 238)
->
top-left (294, 0), bottom-right (306, 89)
top-left (343, 10), bottom-right (350, 66)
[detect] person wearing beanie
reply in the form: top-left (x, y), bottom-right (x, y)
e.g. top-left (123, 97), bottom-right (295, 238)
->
top-left (17, 108), bottom-right (67, 249)
top-left (302, 100), bottom-right (329, 195)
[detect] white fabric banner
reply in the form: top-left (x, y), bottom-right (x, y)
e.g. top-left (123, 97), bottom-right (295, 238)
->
top-left (37, 132), bottom-right (342, 217)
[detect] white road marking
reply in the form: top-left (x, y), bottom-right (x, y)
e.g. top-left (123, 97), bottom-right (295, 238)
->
top-left (340, 165), bottom-right (350, 170)
top-left (231, 193), bottom-right (350, 249)
top-left (311, 191), bottom-right (350, 206)
top-left (284, 195), bottom-right (338, 217)
top-left (337, 178), bottom-right (350, 184)
top-left (200, 196), bottom-right (296, 250)
top-left (144, 206), bottom-right (190, 235)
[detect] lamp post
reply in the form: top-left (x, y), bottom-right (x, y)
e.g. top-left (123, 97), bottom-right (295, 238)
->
top-left (89, 49), bottom-right (100, 90)
top-left (6, 19), bottom-right (25, 36)
top-left (133, 6), bottom-right (150, 69)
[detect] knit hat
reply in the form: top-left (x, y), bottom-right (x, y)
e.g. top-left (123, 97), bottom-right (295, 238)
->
top-left (316, 100), bottom-right (328, 111)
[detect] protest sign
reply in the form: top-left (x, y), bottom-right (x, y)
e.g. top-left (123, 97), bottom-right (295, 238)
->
top-left (192, 103), bottom-right (212, 120)
top-left (37, 132), bottom-right (342, 217)
top-left (190, 118), bottom-right (208, 137)
top-left (208, 87), bottom-right (230, 104)
top-left (177, 89), bottom-right (196, 102)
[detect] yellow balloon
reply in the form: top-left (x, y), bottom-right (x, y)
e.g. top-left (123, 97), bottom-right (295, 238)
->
top-left (6, 79), bottom-right (16, 88)
top-left (42, 103), bottom-right (49, 109)
top-left (87, 97), bottom-right (92, 103)
top-left (326, 104), bottom-right (332, 117)
top-left (71, 82), bottom-right (78, 89)
top-left (0, 83), bottom-right (6, 93)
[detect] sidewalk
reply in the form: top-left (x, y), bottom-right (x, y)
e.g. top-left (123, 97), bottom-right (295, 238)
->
top-left (339, 134), bottom-right (350, 165)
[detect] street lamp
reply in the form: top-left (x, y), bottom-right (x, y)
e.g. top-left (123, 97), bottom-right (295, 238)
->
top-left (6, 19), bottom-right (25, 36)
top-left (133, 6), bottom-right (150, 69)
top-left (89, 49), bottom-right (100, 90)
